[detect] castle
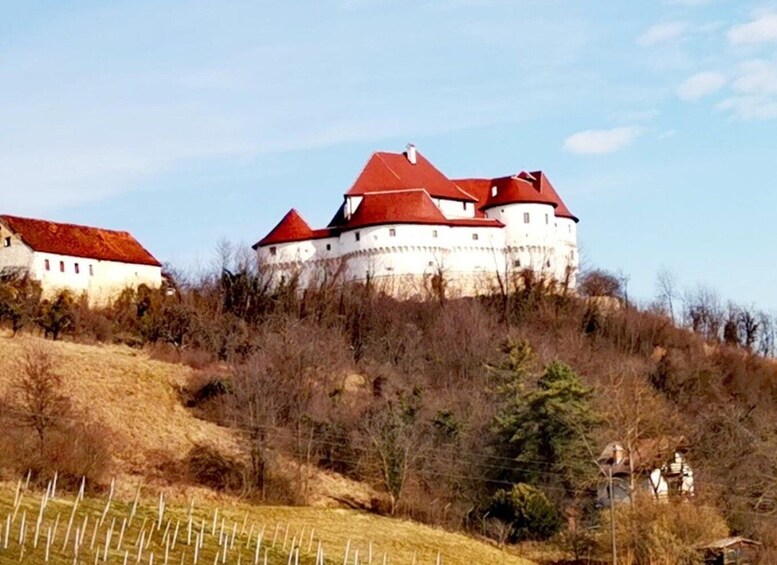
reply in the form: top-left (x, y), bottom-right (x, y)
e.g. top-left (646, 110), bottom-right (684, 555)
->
top-left (255, 145), bottom-right (579, 297)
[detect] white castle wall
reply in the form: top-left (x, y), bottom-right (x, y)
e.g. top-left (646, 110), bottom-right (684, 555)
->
top-left (259, 200), bottom-right (579, 297)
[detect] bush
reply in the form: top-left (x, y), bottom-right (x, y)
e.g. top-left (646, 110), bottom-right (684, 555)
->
top-left (186, 444), bottom-right (246, 493)
top-left (486, 483), bottom-right (562, 543)
top-left (598, 499), bottom-right (729, 565)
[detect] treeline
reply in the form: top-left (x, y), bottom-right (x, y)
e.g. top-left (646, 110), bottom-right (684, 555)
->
top-left (3, 258), bottom-right (777, 562)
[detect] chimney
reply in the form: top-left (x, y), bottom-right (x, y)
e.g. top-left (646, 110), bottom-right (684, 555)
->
top-left (613, 444), bottom-right (625, 465)
top-left (406, 143), bottom-right (417, 165)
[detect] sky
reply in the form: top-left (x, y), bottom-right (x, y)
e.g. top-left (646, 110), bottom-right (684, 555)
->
top-left (2, 0), bottom-right (777, 308)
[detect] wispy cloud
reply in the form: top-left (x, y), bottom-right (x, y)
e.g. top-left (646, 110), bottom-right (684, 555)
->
top-left (718, 96), bottom-right (777, 120)
top-left (717, 58), bottom-right (777, 120)
top-left (563, 127), bottom-right (643, 155)
top-left (729, 13), bottom-right (777, 45)
top-left (677, 71), bottom-right (727, 101)
top-left (638, 22), bottom-right (687, 46)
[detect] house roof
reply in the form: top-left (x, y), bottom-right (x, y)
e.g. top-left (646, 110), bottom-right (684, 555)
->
top-left (454, 171), bottom-right (578, 222)
top-left (598, 437), bottom-right (688, 475)
top-left (0, 214), bottom-right (161, 267)
top-left (347, 151), bottom-right (477, 202)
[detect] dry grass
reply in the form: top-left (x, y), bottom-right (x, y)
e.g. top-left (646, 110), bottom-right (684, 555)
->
top-left (0, 481), bottom-right (535, 564)
top-left (0, 334), bottom-right (379, 508)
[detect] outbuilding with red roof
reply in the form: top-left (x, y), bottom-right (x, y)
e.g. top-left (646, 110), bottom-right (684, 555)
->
top-left (0, 214), bottom-right (163, 305)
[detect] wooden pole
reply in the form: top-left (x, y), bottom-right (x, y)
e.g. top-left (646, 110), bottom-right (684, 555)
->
top-left (609, 466), bottom-right (618, 565)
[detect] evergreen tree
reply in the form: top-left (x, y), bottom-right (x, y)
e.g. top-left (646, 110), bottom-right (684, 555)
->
top-left (493, 350), bottom-right (597, 499)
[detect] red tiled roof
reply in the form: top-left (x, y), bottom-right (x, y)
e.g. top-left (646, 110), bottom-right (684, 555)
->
top-left (347, 151), bottom-right (477, 202)
top-left (345, 190), bottom-right (449, 229)
top-left (0, 215), bottom-right (161, 267)
top-left (255, 209), bottom-right (324, 248)
top-left (454, 171), bottom-right (578, 223)
top-left (531, 171), bottom-right (578, 222)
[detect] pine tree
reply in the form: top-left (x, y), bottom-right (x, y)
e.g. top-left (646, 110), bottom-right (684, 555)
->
top-left (493, 351), bottom-right (598, 500)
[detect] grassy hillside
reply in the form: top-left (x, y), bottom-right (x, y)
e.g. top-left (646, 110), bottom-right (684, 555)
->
top-left (0, 482), bottom-right (533, 564)
top-left (0, 335), bottom-right (376, 508)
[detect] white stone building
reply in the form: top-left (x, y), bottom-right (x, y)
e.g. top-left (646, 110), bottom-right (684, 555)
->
top-left (0, 214), bottom-right (163, 304)
top-left (254, 145), bottom-right (579, 296)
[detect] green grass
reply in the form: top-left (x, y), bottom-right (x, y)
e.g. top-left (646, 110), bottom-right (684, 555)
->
top-left (0, 481), bottom-right (534, 564)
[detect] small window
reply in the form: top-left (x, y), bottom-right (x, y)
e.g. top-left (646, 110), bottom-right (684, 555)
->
top-left (523, 212), bottom-right (530, 224)
top-left (491, 186), bottom-right (497, 197)
top-left (545, 214), bottom-right (549, 225)
top-left (472, 233), bottom-right (479, 241)
top-left (74, 263), bottom-right (80, 274)
top-left (269, 246), bottom-right (277, 256)
top-left (89, 264), bottom-right (94, 276)
top-left (326, 244), bottom-right (331, 251)
top-left (59, 261), bottom-right (65, 273)
top-left (389, 228), bottom-right (396, 237)
top-left (432, 230), bottom-right (438, 238)
top-left (3, 236), bottom-right (10, 247)
top-left (546, 260), bottom-right (551, 268)
top-left (45, 259), bottom-right (50, 271)
top-left (355, 232), bottom-right (361, 242)
top-left (462, 202), bottom-right (467, 210)
top-left (428, 261), bottom-right (434, 267)
top-left (514, 259), bottom-right (521, 268)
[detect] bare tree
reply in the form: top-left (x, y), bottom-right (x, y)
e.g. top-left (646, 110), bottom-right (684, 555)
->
top-left (6, 344), bottom-right (71, 452)
top-left (655, 268), bottom-right (678, 323)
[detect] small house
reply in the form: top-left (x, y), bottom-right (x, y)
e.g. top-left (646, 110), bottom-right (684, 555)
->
top-left (597, 436), bottom-right (694, 506)
top-left (697, 537), bottom-right (762, 565)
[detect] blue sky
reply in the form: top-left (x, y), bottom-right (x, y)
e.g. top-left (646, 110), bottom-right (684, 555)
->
top-left (2, 0), bottom-right (777, 307)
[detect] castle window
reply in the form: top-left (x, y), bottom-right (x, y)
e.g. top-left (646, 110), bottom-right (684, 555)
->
top-left (74, 263), bottom-right (80, 275)
top-left (523, 212), bottom-right (530, 224)
top-left (428, 261), bottom-right (434, 267)
top-left (326, 244), bottom-right (331, 251)
top-left (3, 237), bottom-right (10, 247)
top-left (514, 259), bottom-right (521, 268)
top-left (545, 214), bottom-right (549, 225)
top-left (59, 261), bottom-right (65, 273)
top-left (45, 259), bottom-right (50, 271)
top-left (355, 232), bottom-right (361, 242)
top-left (568, 224), bottom-right (572, 233)
top-left (462, 202), bottom-right (467, 210)
top-left (269, 246), bottom-right (277, 256)
top-left (491, 186), bottom-right (497, 197)
top-left (432, 230), bottom-right (438, 238)
top-left (472, 233), bottom-right (479, 241)
top-left (389, 228), bottom-right (396, 237)
top-left (89, 265), bottom-right (94, 276)
top-left (546, 260), bottom-right (551, 268)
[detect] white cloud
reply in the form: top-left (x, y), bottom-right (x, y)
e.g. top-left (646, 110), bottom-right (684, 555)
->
top-left (638, 22), bottom-right (687, 46)
top-left (677, 71), bottom-right (727, 101)
top-left (718, 96), bottom-right (777, 120)
top-left (732, 59), bottom-right (777, 95)
top-left (729, 13), bottom-right (777, 45)
top-left (563, 127), bottom-right (643, 155)
top-left (717, 59), bottom-right (777, 120)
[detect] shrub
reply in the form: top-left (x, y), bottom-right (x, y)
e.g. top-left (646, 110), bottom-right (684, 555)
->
top-left (486, 483), bottom-right (562, 543)
top-left (186, 444), bottom-right (246, 493)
